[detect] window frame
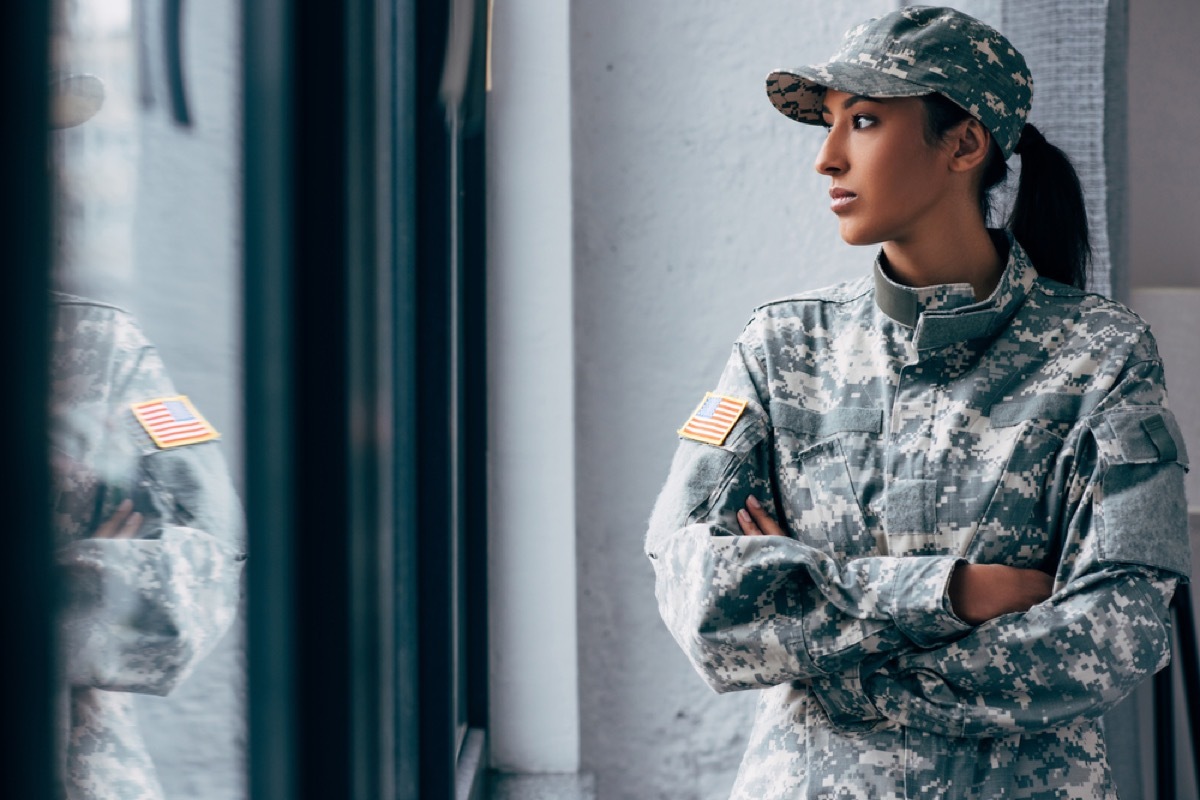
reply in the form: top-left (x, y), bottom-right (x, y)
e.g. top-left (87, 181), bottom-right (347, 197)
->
top-left (7, 0), bottom-right (486, 794)
top-left (244, 0), bottom-right (489, 798)
top-left (2, 3), bottom-right (57, 795)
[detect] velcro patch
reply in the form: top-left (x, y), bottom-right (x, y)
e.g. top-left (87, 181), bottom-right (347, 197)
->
top-left (678, 393), bottom-right (747, 446)
top-left (131, 395), bottom-right (220, 449)
top-left (1092, 408), bottom-right (1189, 468)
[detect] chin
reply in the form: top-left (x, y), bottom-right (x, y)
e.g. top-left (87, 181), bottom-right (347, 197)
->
top-left (837, 222), bottom-right (885, 247)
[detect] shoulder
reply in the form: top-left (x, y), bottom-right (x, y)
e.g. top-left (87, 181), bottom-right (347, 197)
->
top-left (52, 292), bottom-right (153, 354)
top-left (1028, 278), bottom-right (1158, 360)
top-left (53, 291), bottom-right (131, 316)
top-left (738, 275), bottom-right (872, 339)
top-left (1030, 278), bottom-right (1146, 328)
top-left (751, 275), bottom-right (873, 315)
top-left (731, 276), bottom-right (875, 362)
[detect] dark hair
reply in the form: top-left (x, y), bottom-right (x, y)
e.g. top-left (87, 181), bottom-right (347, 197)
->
top-left (921, 93), bottom-right (1090, 289)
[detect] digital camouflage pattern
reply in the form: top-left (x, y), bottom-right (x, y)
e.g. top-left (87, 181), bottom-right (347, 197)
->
top-left (646, 234), bottom-right (1190, 799)
top-left (51, 294), bottom-right (246, 800)
top-left (766, 6), bottom-right (1033, 158)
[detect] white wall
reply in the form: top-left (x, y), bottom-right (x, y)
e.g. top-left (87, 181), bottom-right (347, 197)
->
top-left (488, 0), bottom-right (582, 776)
top-left (1129, 0), bottom-right (1200, 289)
top-left (570, 3), bottom-right (892, 797)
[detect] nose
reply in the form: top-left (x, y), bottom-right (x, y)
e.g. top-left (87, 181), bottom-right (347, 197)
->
top-left (814, 128), bottom-right (846, 176)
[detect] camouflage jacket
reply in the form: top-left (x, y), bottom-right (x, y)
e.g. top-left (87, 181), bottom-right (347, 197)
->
top-left (646, 235), bottom-right (1191, 799)
top-left (51, 294), bottom-right (246, 800)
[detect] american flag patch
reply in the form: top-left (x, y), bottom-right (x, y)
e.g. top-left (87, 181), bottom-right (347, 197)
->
top-left (130, 395), bottom-right (220, 449)
top-left (678, 392), bottom-right (748, 446)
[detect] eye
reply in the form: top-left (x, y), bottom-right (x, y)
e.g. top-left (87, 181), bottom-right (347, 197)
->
top-left (851, 114), bottom-right (877, 130)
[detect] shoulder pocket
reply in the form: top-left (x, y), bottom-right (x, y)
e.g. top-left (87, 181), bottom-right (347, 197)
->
top-left (717, 403), bottom-right (768, 455)
top-left (649, 404), bottom-right (768, 543)
top-left (1090, 408), bottom-right (1189, 469)
top-left (1090, 408), bottom-right (1191, 578)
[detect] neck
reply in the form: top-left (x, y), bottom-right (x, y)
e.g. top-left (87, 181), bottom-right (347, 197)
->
top-left (881, 224), bottom-right (1003, 301)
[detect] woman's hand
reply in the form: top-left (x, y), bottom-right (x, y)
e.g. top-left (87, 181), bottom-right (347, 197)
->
top-left (737, 495), bottom-right (788, 537)
top-left (948, 562), bottom-right (1052, 625)
top-left (92, 498), bottom-right (143, 540)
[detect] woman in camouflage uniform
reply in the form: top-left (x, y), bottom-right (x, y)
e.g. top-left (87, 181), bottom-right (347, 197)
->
top-left (49, 74), bottom-right (246, 800)
top-left (647, 6), bottom-right (1189, 798)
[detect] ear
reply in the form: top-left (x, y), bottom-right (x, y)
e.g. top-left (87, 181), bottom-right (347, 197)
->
top-left (946, 118), bottom-right (991, 173)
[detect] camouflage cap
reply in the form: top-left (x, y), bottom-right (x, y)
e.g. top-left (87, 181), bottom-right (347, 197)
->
top-left (765, 6), bottom-right (1032, 158)
top-left (51, 73), bottom-right (105, 130)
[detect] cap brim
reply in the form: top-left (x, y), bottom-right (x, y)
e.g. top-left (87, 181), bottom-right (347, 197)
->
top-left (51, 74), bottom-right (105, 129)
top-left (766, 62), bottom-right (930, 125)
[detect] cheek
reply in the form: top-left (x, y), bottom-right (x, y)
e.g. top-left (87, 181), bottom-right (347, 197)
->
top-left (883, 140), bottom-right (938, 181)
top-left (879, 149), bottom-right (945, 210)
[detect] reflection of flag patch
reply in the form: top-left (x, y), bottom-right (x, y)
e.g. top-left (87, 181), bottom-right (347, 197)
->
top-left (678, 392), bottom-right (747, 446)
top-left (131, 395), bottom-right (220, 449)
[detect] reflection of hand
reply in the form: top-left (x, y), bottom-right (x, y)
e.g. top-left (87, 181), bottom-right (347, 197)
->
top-left (737, 494), bottom-right (788, 537)
top-left (91, 498), bottom-right (143, 540)
top-left (948, 563), bottom-right (1053, 625)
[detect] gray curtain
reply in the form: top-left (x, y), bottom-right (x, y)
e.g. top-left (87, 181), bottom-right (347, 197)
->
top-left (1001, 0), bottom-right (1124, 298)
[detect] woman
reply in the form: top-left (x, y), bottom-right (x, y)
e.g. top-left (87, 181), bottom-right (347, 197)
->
top-left (49, 75), bottom-right (246, 800)
top-left (645, 7), bottom-right (1190, 799)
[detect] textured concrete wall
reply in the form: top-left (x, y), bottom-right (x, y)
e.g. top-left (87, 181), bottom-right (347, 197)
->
top-left (570, 3), bottom-right (892, 797)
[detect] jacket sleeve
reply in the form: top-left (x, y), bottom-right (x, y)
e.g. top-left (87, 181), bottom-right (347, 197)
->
top-left (861, 356), bottom-right (1191, 738)
top-left (57, 339), bottom-right (246, 696)
top-left (646, 332), bottom-right (972, 694)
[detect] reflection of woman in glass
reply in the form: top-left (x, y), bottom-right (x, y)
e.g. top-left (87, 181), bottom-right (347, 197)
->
top-left (49, 74), bottom-right (246, 800)
top-left (646, 7), bottom-right (1189, 798)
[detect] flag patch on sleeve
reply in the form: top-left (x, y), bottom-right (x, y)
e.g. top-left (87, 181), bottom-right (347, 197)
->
top-left (130, 395), bottom-right (220, 449)
top-left (678, 392), bottom-right (748, 446)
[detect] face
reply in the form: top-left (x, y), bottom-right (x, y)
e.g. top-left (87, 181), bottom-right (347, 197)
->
top-left (815, 90), bottom-right (956, 247)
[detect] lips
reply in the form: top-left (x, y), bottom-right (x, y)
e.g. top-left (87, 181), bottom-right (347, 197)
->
top-left (829, 187), bottom-right (857, 212)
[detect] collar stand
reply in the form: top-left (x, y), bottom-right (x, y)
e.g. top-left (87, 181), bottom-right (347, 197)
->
top-left (872, 230), bottom-right (1037, 350)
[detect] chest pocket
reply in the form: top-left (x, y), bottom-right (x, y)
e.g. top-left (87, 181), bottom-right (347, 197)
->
top-left (771, 404), bottom-right (883, 558)
top-left (962, 396), bottom-right (1069, 566)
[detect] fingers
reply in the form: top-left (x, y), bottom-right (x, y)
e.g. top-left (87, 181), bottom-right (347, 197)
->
top-left (92, 499), bottom-right (142, 540)
top-left (739, 495), bottom-right (786, 537)
top-left (114, 510), bottom-right (143, 539)
top-left (747, 495), bottom-right (786, 536)
top-left (92, 499), bottom-right (132, 538)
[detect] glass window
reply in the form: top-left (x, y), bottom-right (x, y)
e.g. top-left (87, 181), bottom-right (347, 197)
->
top-left (22, 2), bottom-right (494, 798)
top-left (49, 2), bottom-right (247, 798)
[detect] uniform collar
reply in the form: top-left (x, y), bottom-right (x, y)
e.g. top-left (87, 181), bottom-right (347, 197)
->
top-left (872, 230), bottom-right (1038, 351)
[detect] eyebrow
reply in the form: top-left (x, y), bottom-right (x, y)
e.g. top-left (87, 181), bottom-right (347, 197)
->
top-left (818, 94), bottom-right (878, 116)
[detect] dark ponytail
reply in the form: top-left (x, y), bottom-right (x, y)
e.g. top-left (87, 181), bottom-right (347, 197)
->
top-left (1009, 123), bottom-right (1090, 289)
top-left (922, 94), bottom-right (1091, 289)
